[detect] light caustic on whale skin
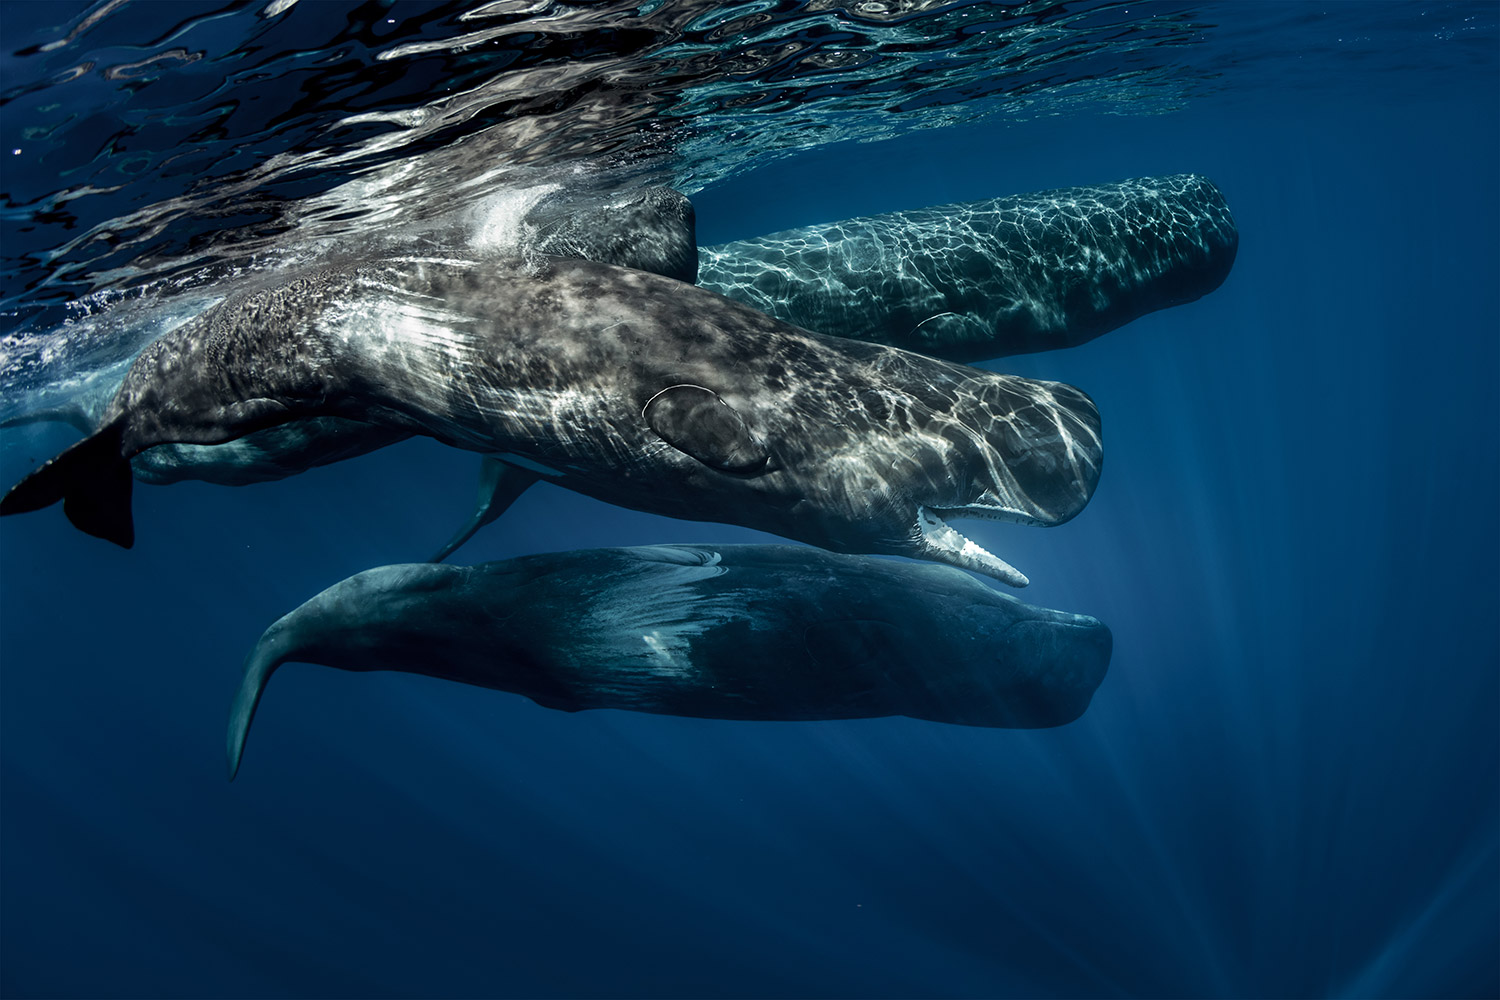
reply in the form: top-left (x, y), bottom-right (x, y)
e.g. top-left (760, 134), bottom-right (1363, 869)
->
top-left (1, 175), bottom-right (1232, 562)
top-left (0, 187), bottom-right (702, 491)
top-left (698, 173), bottom-right (1239, 362)
top-left (227, 544), bottom-right (1114, 779)
top-left (0, 255), bottom-right (1103, 587)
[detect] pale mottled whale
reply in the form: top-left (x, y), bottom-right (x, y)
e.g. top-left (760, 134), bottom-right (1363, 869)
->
top-left (698, 174), bottom-right (1238, 361)
top-left (0, 185), bottom-right (696, 518)
top-left (0, 255), bottom-right (1102, 585)
top-left (227, 544), bottom-right (1113, 778)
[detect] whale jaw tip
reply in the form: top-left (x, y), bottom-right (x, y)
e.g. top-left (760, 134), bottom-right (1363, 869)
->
top-left (914, 505), bottom-right (1030, 587)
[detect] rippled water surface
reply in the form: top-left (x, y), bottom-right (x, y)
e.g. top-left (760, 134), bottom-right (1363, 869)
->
top-left (1, 2), bottom-right (1497, 998)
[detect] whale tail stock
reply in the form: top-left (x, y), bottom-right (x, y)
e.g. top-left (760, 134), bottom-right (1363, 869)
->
top-left (227, 621), bottom-right (295, 781)
top-left (0, 419), bottom-right (135, 547)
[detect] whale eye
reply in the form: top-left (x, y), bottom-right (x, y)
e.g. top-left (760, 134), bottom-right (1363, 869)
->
top-left (643, 384), bottom-right (768, 473)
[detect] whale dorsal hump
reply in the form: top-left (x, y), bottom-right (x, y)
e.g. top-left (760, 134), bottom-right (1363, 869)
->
top-left (643, 385), bottom-right (768, 474)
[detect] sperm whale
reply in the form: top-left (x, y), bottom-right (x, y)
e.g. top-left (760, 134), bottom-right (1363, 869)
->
top-left (1, 255), bottom-right (1103, 585)
top-left (227, 544), bottom-right (1114, 779)
top-left (698, 174), bottom-right (1238, 361)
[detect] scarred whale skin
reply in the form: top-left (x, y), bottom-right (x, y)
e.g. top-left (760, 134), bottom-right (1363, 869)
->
top-left (227, 544), bottom-right (1113, 779)
top-left (697, 174), bottom-right (1238, 362)
top-left (0, 255), bottom-right (1103, 585)
top-left (0, 187), bottom-right (699, 490)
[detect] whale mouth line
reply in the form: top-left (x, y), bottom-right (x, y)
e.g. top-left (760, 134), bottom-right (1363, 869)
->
top-left (915, 503), bottom-right (1030, 588)
top-left (927, 500), bottom-right (1037, 526)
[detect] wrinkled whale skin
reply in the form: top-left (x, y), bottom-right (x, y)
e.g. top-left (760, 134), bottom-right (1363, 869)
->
top-left (1, 255), bottom-right (1102, 584)
top-left (698, 174), bottom-right (1238, 361)
top-left (227, 544), bottom-right (1113, 777)
top-left (0, 187), bottom-right (700, 491)
top-left (527, 185), bottom-right (698, 284)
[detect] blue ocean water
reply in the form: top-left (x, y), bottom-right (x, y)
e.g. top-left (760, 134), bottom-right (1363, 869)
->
top-left (0, 2), bottom-right (1496, 998)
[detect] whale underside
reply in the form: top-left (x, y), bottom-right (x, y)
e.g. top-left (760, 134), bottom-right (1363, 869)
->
top-left (698, 173), bottom-right (1239, 362)
top-left (227, 544), bottom-right (1114, 778)
top-left (0, 254), bottom-right (1103, 586)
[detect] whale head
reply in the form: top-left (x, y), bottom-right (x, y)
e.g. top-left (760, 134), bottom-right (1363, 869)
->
top-left (941, 603), bottom-right (1113, 727)
top-left (862, 373), bottom-right (1104, 586)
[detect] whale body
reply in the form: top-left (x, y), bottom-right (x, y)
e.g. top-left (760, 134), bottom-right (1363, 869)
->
top-left (0, 255), bottom-right (1103, 585)
top-left (0, 359), bottom-right (410, 487)
top-left (0, 186), bottom-right (699, 490)
top-left (698, 174), bottom-right (1238, 361)
top-left (227, 544), bottom-right (1114, 778)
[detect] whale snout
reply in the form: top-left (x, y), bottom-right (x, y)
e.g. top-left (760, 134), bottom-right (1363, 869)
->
top-left (983, 614), bottom-right (1113, 728)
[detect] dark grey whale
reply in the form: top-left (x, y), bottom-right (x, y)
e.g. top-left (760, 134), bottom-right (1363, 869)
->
top-left (227, 544), bottom-right (1113, 779)
top-left (698, 174), bottom-right (1238, 361)
top-left (0, 255), bottom-right (1103, 586)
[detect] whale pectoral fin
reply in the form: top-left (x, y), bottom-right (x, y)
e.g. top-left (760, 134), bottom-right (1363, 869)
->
top-left (0, 420), bottom-right (134, 548)
top-left (643, 384), bottom-right (768, 474)
top-left (429, 458), bottom-right (540, 563)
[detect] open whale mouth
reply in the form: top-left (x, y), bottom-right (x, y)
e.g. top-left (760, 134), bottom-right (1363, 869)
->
top-left (915, 503), bottom-right (1035, 587)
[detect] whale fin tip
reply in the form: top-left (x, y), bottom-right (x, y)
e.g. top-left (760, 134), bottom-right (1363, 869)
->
top-left (227, 626), bottom-right (288, 781)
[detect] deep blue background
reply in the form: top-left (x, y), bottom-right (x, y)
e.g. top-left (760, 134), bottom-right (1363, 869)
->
top-left (2, 68), bottom-right (1497, 1000)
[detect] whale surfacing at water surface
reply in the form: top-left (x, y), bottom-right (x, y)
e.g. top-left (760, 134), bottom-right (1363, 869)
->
top-left (227, 544), bottom-right (1114, 779)
top-left (0, 255), bottom-right (1103, 585)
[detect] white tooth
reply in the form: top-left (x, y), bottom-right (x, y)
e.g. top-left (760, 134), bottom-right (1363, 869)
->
top-left (915, 506), bottom-right (1030, 587)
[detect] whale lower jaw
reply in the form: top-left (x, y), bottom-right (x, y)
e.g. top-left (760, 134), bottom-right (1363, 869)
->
top-left (915, 503), bottom-right (1032, 588)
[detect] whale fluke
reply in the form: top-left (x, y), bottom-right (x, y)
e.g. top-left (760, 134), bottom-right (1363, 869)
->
top-left (0, 421), bottom-right (134, 548)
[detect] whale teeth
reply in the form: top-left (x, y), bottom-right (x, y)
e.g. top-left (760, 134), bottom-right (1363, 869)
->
top-left (915, 505), bottom-right (1029, 588)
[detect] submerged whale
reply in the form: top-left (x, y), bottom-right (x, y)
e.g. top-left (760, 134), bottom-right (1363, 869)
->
top-left (698, 174), bottom-right (1238, 362)
top-left (0, 185), bottom-right (699, 550)
top-left (525, 185), bottom-right (698, 284)
top-left (0, 365), bottom-right (407, 486)
top-left (0, 255), bottom-right (1103, 585)
top-left (227, 544), bottom-right (1113, 779)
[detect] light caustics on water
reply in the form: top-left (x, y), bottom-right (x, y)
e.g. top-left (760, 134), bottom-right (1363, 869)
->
top-left (3, 0), bottom-right (1488, 369)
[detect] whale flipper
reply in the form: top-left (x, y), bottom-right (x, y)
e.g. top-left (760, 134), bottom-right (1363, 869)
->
top-left (429, 458), bottom-right (541, 563)
top-left (643, 385), bottom-right (768, 473)
top-left (0, 421), bottom-right (134, 548)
